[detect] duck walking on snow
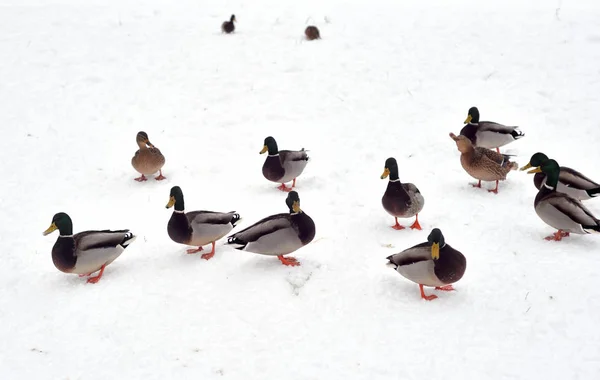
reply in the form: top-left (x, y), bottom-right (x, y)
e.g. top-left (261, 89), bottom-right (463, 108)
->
top-left (460, 106), bottom-right (524, 153)
top-left (166, 186), bottom-right (241, 260)
top-left (525, 159), bottom-right (600, 241)
top-left (380, 157), bottom-right (424, 230)
top-left (225, 191), bottom-right (315, 266)
top-left (449, 132), bottom-right (518, 194)
top-left (43, 212), bottom-right (136, 283)
top-left (260, 136), bottom-right (309, 192)
top-left (386, 228), bottom-right (466, 301)
top-left (520, 152), bottom-right (600, 201)
top-left (131, 131), bottom-right (166, 182)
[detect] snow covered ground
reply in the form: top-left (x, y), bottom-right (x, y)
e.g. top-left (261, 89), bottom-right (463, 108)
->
top-left (2, 0), bottom-right (600, 378)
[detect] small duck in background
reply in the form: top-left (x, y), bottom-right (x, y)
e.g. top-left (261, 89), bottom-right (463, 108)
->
top-left (449, 132), bottom-right (518, 194)
top-left (460, 106), bottom-right (524, 153)
top-left (166, 186), bottom-right (241, 260)
top-left (131, 131), bottom-right (166, 182)
top-left (386, 228), bottom-right (466, 301)
top-left (525, 159), bottom-right (600, 241)
top-left (260, 136), bottom-right (309, 192)
top-left (43, 212), bottom-right (136, 284)
top-left (520, 152), bottom-right (600, 200)
top-left (380, 157), bottom-right (424, 230)
top-left (305, 26), bottom-right (321, 40)
top-left (226, 191), bottom-right (315, 266)
top-left (221, 14), bottom-right (236, 34)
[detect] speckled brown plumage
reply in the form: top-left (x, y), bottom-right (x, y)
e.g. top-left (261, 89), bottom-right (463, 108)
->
top-left (131, 131), bottom-right (166, 181)
top-left (450, 132), bottom-right (518, 184)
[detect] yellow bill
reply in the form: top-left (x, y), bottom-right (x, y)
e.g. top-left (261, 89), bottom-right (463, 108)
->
top-left (527, 167), bottom-right (542, 174)
top-left (259, 145), bottom-right (268, 154)
top-left (166, 196), bottom-right (175, 209)
top-left (43, 222), bottom-right (57, 236)
top-left (292, 200), bottom-right (301, 213)
top-left (464, 114), bottom-right (472, 124)
top-left (431, 242), bottom-right (440, 260)
top-left (380, 168), bottom-right (390, 179)
top-left (519, 162), bottom-right (533, 171)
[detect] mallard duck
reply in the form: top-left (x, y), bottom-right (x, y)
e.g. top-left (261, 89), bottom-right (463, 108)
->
top-left (305, 26), bottom-right (321, 40)
top-left (221, 14), bottom-right (236, 33)
top-left (449, 132), bottom-right (518, 193)
top-left (131, 131), bottom-right (166, 182)
top-left (166, 186), bottom-right (241, 259)
top-left (520, 152), bottom-right (600, 200)
top-left (42, 212), bottom-right (136, 283)
top-left (260, 136), bottom-right (309, 192)
top-left (381, 157), bottom-right (424, 230)
top-left (225, 191), bottom-right (315, 266)
top-left (525, 159), bottom-right (600, 241)
top-left (460, 106), bottom-right (524, 153)
top-left (386, 228), bottom-right (466, 301)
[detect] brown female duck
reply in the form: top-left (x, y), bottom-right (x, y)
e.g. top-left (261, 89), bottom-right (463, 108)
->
top-left (131, 131), bottom-right (166, 181)
top-left (449, 132), bottom-right (518, 193)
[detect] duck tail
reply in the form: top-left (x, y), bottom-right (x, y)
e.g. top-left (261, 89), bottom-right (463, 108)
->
top-left (583, 225), bottom-right (600, 234)
top-left (121, 232), bottom-right (137, 247)
top-left (385, 255), bottom-right (398, 270)
top-left (509, 161), bottom-right (519, 171)
top-left (230, 212), bottom-right (242, 227)
top-left (588, 187), bottom-right (600, 197)
top-left (225, 235), bottom-right (247, 250)
top-left (511, 127), bottom-right (524, 140)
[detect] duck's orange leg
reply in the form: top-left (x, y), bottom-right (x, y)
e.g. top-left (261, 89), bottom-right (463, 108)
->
top-left (201, 242), bottom-right (216, 260)
top-left (545, 230), bottom-right (570, 241)
top-left (277, 183), bottom-right (292, 192)
top-left (155, 170), bottom-right (166, 181)
top-left (419, 284), bottom-right (438, 301)
top-left (87, 264), bottom-right (106, 284)
top-left (471, 180), bottom-right (482, 188)
top-left (488, 180), bottom-right (499, 194)
top-left (392, 217), bottom-right (405, 230)
top-left (278, 255), bottom-right (301, 266)
top-left (134, 174), bottom-right (147, 182)
top-left (409, 214), bottom-right (422, 230)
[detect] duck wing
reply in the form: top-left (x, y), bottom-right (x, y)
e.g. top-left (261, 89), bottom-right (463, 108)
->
top-left (543, 194), bottom-right (599, 226)
top-left (559, 167), bottom-right (600, 190)
top-left (387, 242), bottom-right (431, 266)
top-left (74, 230), bottom-right (134, 251)
top-left (279, 149), bottom-right (309, 164)
top-left (479, 121), bottom-right (523, 137)
top-left (186, 211), bottom-right (239, 226)
top-left (227, 214), bottom-right (292, 244)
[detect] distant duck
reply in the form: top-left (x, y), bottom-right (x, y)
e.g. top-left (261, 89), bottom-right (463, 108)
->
top-left (131, 131), bottom-right (166, 182)
top-left (226, 191), bottom-right (315, 266)
top-left (260, 136), bottom-right (309, 192)
top-left (43, 212), bottom-right (136, 283)
top-left (520, 152), bottom-right (600, 200)
top-left (386, 228), bottom-right (466, 301)
top-left (305, 26), bottom-right (321, 40)
top-left (380, 157), bottom-right (424, 230)
top-left (166, 186), bottom-right (241, 260)
top-left (449, 132), bottom-right (518, 194)
top-left (525, 159), bottom-right (600, 241)
top-left (221, 14), bottom-right (236, 33)
top-left (459, 106), bottom-right (524, 153)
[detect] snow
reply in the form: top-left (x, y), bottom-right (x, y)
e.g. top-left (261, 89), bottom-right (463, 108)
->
top-left (2, 0), bottom-right (600, 378)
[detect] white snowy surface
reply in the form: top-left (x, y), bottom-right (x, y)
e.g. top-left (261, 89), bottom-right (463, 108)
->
top-left (2, 0), bottom-right (600, 378)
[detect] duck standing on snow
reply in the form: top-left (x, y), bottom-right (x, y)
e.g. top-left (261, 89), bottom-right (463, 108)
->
top-left (225, 191), bottom-right (315, 266)
top-left (42, 212), bottom-right (136, 283)
top-left (221, 14), bottom-right (236, 33)
top-left (459, 106), bottom-right (524, 153)
top-left (386, 228), bottom-right (466, 301)
top-left (449, 132), bottom-right (518, 193)
top-left (380, 157), bottom-right (424, 230)
top-left (260, 136), bottom-right (310, 192)
top-left (305, 26), bottom-right (321, 40)
top-left (166, 186), bottom-right (241, 260)
top-left (525, 159), bottom-right (600, 241)
top-left (131, 131), bottom-right (166, 182)
top-left (520, 152), bottom-right (600, 200)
